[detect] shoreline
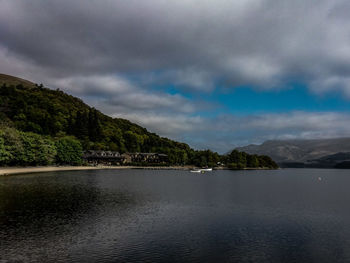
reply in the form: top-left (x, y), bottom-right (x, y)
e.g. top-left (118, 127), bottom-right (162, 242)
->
top-left (0, 165), bottom-right (197, 176)
top-left (0, 165), bottom-right (278, 176)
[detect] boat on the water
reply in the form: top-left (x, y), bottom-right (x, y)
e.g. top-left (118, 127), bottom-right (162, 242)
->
top-left (190, 168), bottom-right (212, 173)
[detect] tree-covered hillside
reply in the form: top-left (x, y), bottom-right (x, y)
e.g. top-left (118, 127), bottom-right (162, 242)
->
top-left (0, 74), bottom-right (277, 168)
top-left (0, 75), bottom-right (190, 154)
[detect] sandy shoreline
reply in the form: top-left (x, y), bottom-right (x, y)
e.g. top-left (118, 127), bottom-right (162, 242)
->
top-left (0, 165), bottom-right (277, 176)
top-left (0, 165), bottom-right (196, 176)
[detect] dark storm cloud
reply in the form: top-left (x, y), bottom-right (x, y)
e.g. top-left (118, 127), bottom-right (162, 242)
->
top-left (1, 0), bottom-right (350, 92)
top-left (0, 0), bottom-right (207, 76)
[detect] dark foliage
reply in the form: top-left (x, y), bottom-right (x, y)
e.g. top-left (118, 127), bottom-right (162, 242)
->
top-left (222, 150), bottom-right (278, 169)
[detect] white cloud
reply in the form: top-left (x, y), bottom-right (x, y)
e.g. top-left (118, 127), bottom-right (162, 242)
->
top-left (52, 75), bottom-right (133, 95)
top-left (111, 112), bottom-right (204, 137)
top-left (48, 74), bottom-right (197, 115)
top-left (310, 76), bottom-right (350, 97)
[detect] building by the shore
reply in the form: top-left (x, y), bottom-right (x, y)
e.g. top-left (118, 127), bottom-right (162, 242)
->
top-left (83, 151), bottom-right (168, 165)
top-left (83, 150), bottom-right (124, 165)
top-left (121, 153), bottom-right (168, 164)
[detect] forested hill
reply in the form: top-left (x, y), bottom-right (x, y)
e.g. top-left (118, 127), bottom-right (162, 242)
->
top-left (0, 73), bottom-right (277, 168)
top-left (0, 74), bottom-right (191, 156)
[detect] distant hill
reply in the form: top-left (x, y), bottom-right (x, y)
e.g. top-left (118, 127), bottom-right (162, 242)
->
top-left (0, 73), bottom-right (36, 89)
top-left (0, 73), bottom-right (192, 161)
top-left (307, 152), bottom-right (350, 168)
top-left (236, 138), bottom-right (350, 167)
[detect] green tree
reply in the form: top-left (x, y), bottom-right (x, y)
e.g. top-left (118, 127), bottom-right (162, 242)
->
top-left (124, 131), bottom-right (141, 152)
top-left (19, 132), bottom-right (57, 165)
top-left (88, 108), bottom-right (102, 141)
top-left (55, 136), bottom-right (82, 165)
top-left (247, 155), bottom-right (259, 168)
top-left (0, 133), bottom-right (12, 165)
top-left (0, 125), bottom-right (23, 165)
top-left (182, 151), bottom-right (188, 165)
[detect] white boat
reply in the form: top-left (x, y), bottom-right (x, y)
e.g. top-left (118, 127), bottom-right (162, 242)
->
top-left (190, 168), bottom-right (212, 173)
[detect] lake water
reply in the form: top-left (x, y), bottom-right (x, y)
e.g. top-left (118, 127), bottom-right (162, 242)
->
top-left (1, 169), bottom-right (350, 262)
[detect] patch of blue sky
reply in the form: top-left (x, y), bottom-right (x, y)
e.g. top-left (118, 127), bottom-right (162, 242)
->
top-left (127, 72), bottom-right (350, 116)
top-left (201, 83), bottom-right (350, 115)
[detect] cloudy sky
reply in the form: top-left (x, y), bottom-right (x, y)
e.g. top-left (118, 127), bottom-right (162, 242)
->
top-left (1, 0), bottom-right (350, 152)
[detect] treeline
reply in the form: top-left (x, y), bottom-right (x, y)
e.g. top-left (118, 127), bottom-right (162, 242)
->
top-left (0, 79), bottom-right (278, 169)
top-left (223, 150), bottom-right (278, 169)
top-left (184, 149), bottom-right (277, 169)
top-left (0, 124), bottom-right (277, 168)
top-left (0, 125), bottom-right (82, 166)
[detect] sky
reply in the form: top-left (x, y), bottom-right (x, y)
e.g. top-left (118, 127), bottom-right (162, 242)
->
top-left (1, 0), bottom-right (350, 153)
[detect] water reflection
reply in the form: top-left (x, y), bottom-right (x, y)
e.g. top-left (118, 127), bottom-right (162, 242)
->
top-left (1, 169), bottom-right (350, 262)
top-left (0, 171), bottom-right (142, 262)
top-left (0, 171), bottom-right (139, 225)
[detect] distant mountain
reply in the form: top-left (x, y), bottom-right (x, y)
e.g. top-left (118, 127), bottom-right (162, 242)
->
top-left (236, 138), bottom-right (350, 167)
top-left (306, 152), bottom-right (350, 168)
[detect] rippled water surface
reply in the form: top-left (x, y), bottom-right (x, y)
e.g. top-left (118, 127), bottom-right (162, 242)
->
top-left (1, 169), bottom-right (350, 262)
